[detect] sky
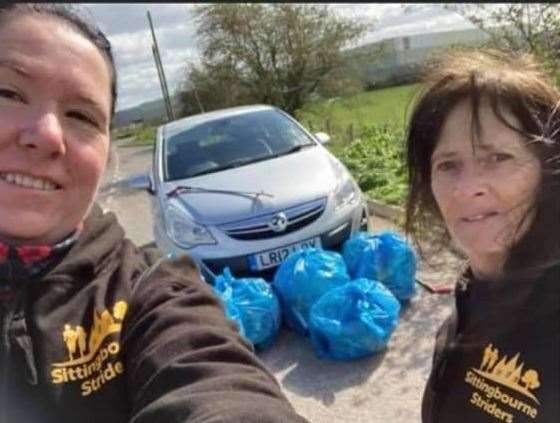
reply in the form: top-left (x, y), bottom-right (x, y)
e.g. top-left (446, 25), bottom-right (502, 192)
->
top-left (82, 3), bottom-right (477, 112)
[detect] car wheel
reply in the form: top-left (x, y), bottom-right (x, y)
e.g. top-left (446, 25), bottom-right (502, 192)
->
top-left (360, 207), bottom-right (369, 232)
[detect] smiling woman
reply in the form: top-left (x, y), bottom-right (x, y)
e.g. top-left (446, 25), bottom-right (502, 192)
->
top-left (0, 8), bottom-right (112, 245)
top-left (404, 49), bottom-right (560, 423)
top-left (0, 4), bottom-right (307, 423)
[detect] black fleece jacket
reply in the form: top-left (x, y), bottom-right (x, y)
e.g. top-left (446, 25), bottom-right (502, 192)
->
top-left (0, 204), bottom-right (307, 423)
top-left (422, 264), bottom-right (560, 423)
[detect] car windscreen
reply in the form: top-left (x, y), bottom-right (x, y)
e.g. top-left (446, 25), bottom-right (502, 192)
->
top-left (163, 109), bottom-right (316, 181)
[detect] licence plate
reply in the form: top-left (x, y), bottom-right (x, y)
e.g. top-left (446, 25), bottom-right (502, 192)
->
top-left (249, 237), bottom-right (322, 271)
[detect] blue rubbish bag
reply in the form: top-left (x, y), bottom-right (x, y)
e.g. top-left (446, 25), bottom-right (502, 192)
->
top-left (272, 248), bottom-right (350, 336)
top-left (309, 278), bottom-right (401, 360)
top-left (342, 232), bottom-right (375, 277)
top-left (213, 268), bottom-right (281, 350)
top-left (342, 231), bottom-right (417, 301)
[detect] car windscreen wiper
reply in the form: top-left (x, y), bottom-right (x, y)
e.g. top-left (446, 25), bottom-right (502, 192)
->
top-left (274, 143), bottom-right (315, 158)
top-left (166, 185), bottom-right (274, 200)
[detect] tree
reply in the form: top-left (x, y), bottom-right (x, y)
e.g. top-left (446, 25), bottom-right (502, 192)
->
top-left (449, 4), bottom-right (560, 81)
top-left (178, 59), bottom-right (255, 117)
top-left (180, 4), bottom-right (367, 116)
top-left (521, 369), bottom-right (540, 391)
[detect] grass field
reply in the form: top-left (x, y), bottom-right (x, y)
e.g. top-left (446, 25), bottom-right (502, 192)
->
top-left (117, 83), bottom-right (421, 147)
top-left (295, 83), bottom-right (421, 140)
top-left (112, 124), bottom-right (158, 147)
top-left (294, 84), bottom-right (422, 205)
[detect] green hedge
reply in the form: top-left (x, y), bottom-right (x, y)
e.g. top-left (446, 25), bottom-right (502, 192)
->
top-left (115, 124), bottom-right (157, 146)
top-left (334, 124), bottom-right (407, 206)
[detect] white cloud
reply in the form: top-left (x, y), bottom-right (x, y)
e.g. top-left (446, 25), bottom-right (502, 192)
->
top-left (110, 32), bottom-right (152, 67)
top-left (82, 3), bottom-right (475, 111)
top-left (84, 3), bottom-right (199, 110)
top-left (358, 4), bottom-right (475, 45)
top-left (84, 3), bottom-right (194, 36)
top-left (328, 3), bottom-right (400, 23)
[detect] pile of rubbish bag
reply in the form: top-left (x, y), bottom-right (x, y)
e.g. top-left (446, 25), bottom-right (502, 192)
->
top-left (342, 231), bottom-right (417, 301)
top-left (213, 268), bottom-right (281, 350)
top-left (309, 278), bottom-right (401, 360)
top-left (272, 249), bottom-right (350, 336)
top-left (211, 230), bottom-right (417, 360)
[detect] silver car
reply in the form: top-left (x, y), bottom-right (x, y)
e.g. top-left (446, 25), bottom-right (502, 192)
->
top-left (138, 105), bottom-right (369, 282)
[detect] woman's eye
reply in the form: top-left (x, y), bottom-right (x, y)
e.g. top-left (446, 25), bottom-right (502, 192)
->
top-left (66, 110), bottom-right (98, 127)
top-left (435, 161), bottom-right (458, 172)
top-left (489, 153), bottom-right (512, 163)
top-left (0, 88), bottom-right (23, 102)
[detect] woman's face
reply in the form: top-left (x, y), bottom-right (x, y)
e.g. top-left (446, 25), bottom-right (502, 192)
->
top-left (0, 14), bottom-right (112, 245)
top-left (430, 99), bottom-right (541, 277)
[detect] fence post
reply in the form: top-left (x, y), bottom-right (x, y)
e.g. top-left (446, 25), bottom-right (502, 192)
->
top-left (325, 118), bottom-right (331, 135)
top-left (348, 123), bottom-right (354, 143)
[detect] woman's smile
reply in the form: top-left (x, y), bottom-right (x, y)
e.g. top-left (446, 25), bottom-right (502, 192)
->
top-left (0, 171), bottom-right (61, 191)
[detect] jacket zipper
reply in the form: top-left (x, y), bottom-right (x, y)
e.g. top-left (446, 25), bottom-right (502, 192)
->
top-left (0, 310), bottom-right (6, 423)
top-left (0, 298), bottom-right (16, 423)
top-left (456, 274), bottom-right (469, 293)
top-left (0, 256), bottom-right (20, 423)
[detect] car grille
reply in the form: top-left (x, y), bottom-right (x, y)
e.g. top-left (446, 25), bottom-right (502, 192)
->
top-left (218, 197), bottom-right (327, 241)
top-left (202, 219), bottom-right (353, 282)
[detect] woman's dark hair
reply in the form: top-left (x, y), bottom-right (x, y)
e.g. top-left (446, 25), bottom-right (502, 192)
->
top-left (405, 48), bottom-right (560, 278)
top-left (0, 3), bottom-right (117, 119)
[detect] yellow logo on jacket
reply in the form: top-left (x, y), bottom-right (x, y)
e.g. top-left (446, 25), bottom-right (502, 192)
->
top-left (465, 343), bottom-right (541, 422)
top-left (50, 301), bottom-right (128, 396)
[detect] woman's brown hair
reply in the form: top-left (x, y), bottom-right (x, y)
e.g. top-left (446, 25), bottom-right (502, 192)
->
top-left (404, 48), bottom-right (560, 277)
top-left (0, 3), bottom-right (117, 119)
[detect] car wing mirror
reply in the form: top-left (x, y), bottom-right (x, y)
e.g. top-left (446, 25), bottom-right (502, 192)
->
top-left (128, 172), bottom-right (155, 195)
top-left (314, 131), bottom-right (331, 144)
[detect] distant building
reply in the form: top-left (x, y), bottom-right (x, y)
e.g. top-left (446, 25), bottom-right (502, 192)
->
top-left (347, 27), bottom-right (490, 88)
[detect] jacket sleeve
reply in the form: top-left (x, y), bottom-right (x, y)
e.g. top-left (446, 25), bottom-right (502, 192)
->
top-left (122, 255), bottom-right (307, 423)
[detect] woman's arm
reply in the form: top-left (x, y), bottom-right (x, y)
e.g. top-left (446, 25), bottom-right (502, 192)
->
top-left (122, 254), bottom-right (307, 423)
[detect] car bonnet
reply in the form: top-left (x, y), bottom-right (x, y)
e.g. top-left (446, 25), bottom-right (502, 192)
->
top-left (162, 147), bottom-right (340, 226)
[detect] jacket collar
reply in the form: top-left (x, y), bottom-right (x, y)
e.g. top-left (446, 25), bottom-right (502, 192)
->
top-left (0, 229), bottom-right (81, 300)
top-left (46, 203), bottom-right (125, 282)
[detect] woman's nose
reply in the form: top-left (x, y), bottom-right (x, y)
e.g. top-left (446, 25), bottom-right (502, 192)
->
top-left (18, 111), bottom-right (66, 157)
top-left (453, 164), bottom-right (488, 198)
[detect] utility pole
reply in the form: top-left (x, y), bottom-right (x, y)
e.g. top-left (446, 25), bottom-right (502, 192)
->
top-left (147, 10), bottom-right (175, 121)
top-left (151, 45), bottom-right (170, 118)
top-left (193, 84), bottom-right (205, 113)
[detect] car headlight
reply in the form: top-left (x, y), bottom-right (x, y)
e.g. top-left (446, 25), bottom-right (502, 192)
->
top-left (164, 202), bottom-right (216, 248)
top-left (334, 177), bottom-right (360, 211)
